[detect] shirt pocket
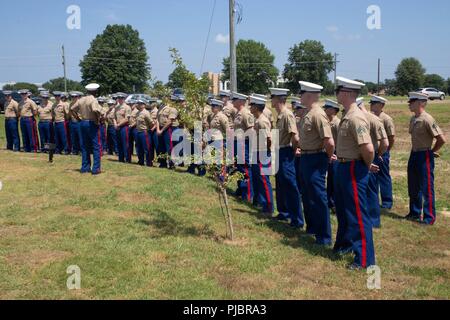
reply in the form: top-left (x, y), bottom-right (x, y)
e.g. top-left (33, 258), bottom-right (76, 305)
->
top-left (303, 118), bottom-right (313, 132)
top-left (339, 122), bottom-right (350, 137)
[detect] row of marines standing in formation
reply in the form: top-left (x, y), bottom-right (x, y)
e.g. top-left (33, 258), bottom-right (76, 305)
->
top-left (2, 76), bottom-right (446, 269)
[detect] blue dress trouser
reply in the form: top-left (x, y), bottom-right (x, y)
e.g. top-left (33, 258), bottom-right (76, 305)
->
top-left (276, 147), bottom-right (304, 227)
top-left (79, 120), bottom-right (101, 174)
top-left (70, 121), bottom-right (81, 155)
top-left (234, 138), bottom-right (254, 202)
top-left (107, 125), bottom-right (118, 155)
top-left (408, 150), bottom-right (436, 225)
top-left (299, 153), bottom-right (332, 245)
top-left (334, 160), bottom-right (375, 268)
top-left (157, 127), bottom-right (178, 168)
top-left (117, 126), bottom-right (130, 163)
top-left (20, 117), bottom-right (38, 153)
top-left (150, 129), bottom-right (158, 164)
top-left (378, 151), bottom-right (393, 209)
top-left (367, 154), bottom-right (382, 228)
top-left (251, 154), bottom-right (274, 214)
top-left (38, 121), bottom-right (53, 152)
top-left (128, 127), bottom-right (137, 163)
top-left (54, 121), bottom-right (69, 154)
top-left (327, 160), bottom-right (339, 209)
top-left (5, 118), bottom-right (20, 151)
top-left (136, 131), bottom-right (152, 166)
top-left (100, 124), bottom-right (107, 155)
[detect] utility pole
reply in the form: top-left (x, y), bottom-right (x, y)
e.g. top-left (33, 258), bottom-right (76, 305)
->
top-left (377, 58), bottom-right (381, 95)
top-left (334, 53), bottom-right (338, 87)
top-left (229, 0), bottom-right (237, 92)
top-left (62, 45), bottom-right (67, 93)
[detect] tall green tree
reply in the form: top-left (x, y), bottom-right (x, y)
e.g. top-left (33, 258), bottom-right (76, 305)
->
top-left (222, 40), bottom-right (278, 95)
top-left (2, 83), bottom-right (39, 95)
top-left (167, 65), bottom-right (195, 89)
top-left (395, 58), bottom-right (426, 95)
top-left (42, 77), bottom-right (84, 93)
top-left (423, 74), bottom-right (446, 91)
top-left (79, 24), bottom-right (150, 94)
top-left (283, 40), bottom-right (334, 93)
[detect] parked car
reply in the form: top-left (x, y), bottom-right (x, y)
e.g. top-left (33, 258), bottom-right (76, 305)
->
top-left (0, 91), bottom-right (22, 113)
top-left (125, 94), bottom-right (152, 104)
top-left (416, 88), bottom-right (446, 100)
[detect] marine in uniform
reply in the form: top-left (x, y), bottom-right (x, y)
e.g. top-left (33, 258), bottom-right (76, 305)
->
top-left (333, 76), bottom-right (376, 269)
top-left (52, 92), bottom-right (70, 154)
top-left (297, 81), bottom-right (335, 244)
top-left (357, 98), bottom-right (389, 228)
top-left (114, 93), bottom-right (132, 163)
top-left (219, 90), bottom-right (237, 131)
top-left (69, 92), bottom-right (83, 155)
top-left (71, 83), bottom-right (104, 174)
top-left (232, 92), bottom-right (254, 203)
top-left (370, 96), bottom-right (395, 210)
top-left (18, 89), bottom-right (39, 153)
top-left (272, 88), bottom-right (303, 228)
top-left (135, 99), bottom-right (155, 166)
top-left (156, 97), bottom-right (179, 169)
top-left (323, 99), bottom-right (341, 214)
top-left (405, 92), bottom-right (446, 225)
top-left (98, 97), bottom-right (109, 155)
top-left (37, 91), bottom-right (54, 152)
top-left (128, 100), bottom-right (139, 163)
top-left (249, 95), bottom-right (274, 215)
top-left (106, 99), bottom-right (119, 155)
top-left (3, 90), bottom-right (20, 151)
top-left (148, 98), bottom-right (159, 165)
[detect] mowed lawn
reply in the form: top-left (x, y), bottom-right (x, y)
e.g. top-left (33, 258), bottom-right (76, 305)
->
top-left (0, 100), bottom-right (449, 300)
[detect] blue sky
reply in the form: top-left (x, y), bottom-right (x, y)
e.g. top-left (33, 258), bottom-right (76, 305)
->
top-left (1, 0), bottom-right (450, 86)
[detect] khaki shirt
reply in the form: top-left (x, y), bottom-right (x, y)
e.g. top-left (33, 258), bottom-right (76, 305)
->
top-left (378, 111), bottom-right (396, 137)
top-left (70, 95), bottom-right (104, 122)
top-left (263, 107), bottom-right (273, 128)
top-left (136, 109), bottom-right (154, 132)
top-left (4, 99), bottom-right (19, 118)
top-left (336, 104), bottom-right (372, 160)
top-left (276, 107), bottom-right (298, 147)
top-left (409, 111), bottom-right (443, 151)
top-left (208, 111), bottom-right (229, 140)
top-left (52, 101), bottom-right (69, 123)
top-left (157, 104), bottom-right (179, 128)
top-left (69, 101), bottom-right (81, 122)
top-left (18, 98), bottom-right (38, 117)
top-left (129, 108), bottom-right (139, 128)
top-left (115, 103), bottom-right (132, 125)
top-left (105, 107), bottom-right (116, 126)
top-left (202, 105), bottom-right (213, 129)
top-left (234, 107), bottom-right (254, 132)
top-left (255, 113), bottom-right (271, 151)
top-left (330, 116), bottom-right (341, 145)
top-left (223, 102), bottom-right (237, 129)
top-left (37, 101), bottom-right (53, 121)
top-left (366, 112), bottom-right (387, 151)
top-left (298, 105), bottom-right (332, 151)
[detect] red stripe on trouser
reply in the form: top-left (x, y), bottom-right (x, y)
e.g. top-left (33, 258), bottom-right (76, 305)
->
top-left (125, 127), bottom-right (129, 159)
top-left (98, 129), bottom-right (102, 158)
top-left (425, 152), bottom-right (435, 224)
top-left (350, 161), bottom-right (367, 268)
top-left (64, 121), bottom-right (71, 150)
top-left (145, 132), bottom-right (151, 151)
top-left (30, 118), bottom-right (37, 153)
top-left (260, 162), bottom-right (272, 211)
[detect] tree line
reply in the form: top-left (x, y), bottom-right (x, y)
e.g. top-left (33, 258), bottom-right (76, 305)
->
top-left (3, 25), bottom-right (450, 97)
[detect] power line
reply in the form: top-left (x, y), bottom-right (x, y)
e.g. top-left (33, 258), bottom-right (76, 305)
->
top-left (200, 0), bottom-right (217, 75)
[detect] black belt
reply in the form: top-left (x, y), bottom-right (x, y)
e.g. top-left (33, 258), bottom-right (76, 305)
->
top-left (412, 148), bottom-right (431, 152)
top-left (338, 157), bottom-right (362, 163)
top-left (301, 149), bottom-right (326, 155)
top-left (39, 120), bottom-right (52, 122)
top-left (5, 117), bottom-right (18, 120)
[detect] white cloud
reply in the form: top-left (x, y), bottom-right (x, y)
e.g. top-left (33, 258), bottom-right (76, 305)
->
top-left (215, 33), bottom-right (229, 45)
top-left (105, 11), bottom-right (119, 22)
top-left (326, 26), bottom-right (339, 33)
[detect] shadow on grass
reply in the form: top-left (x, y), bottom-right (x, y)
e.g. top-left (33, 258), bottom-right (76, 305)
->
top-left (135, 209), bottom-right (216, 239)
top-left (231, 194), bottom-right (342, 263)
top-left (381, 209), bottom-right (406, 221)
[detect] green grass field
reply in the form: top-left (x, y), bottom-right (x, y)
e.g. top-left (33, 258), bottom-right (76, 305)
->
top-left (0, 101), bottom-right (449, 299)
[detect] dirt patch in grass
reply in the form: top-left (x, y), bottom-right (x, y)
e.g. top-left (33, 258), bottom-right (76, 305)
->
top-left (5, 249), bottom-right (72, 268)
top-left (0, 225), bottom-right (32, 238)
